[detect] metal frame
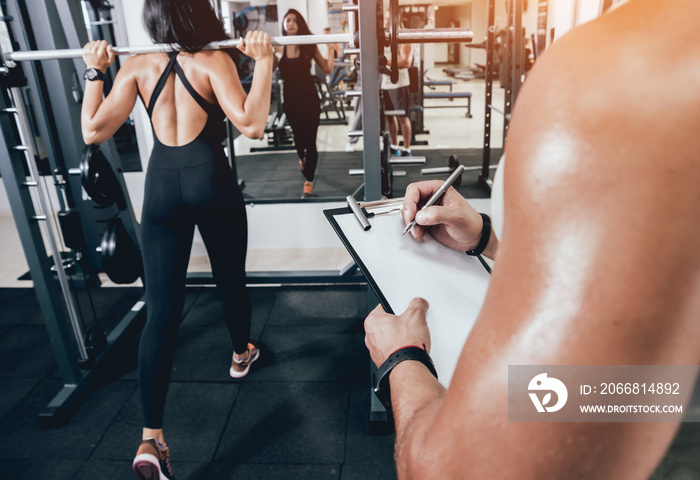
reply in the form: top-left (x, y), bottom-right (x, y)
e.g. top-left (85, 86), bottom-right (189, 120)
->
top-left (480, 0), bottom-right (524, 194)
top-left (0, 78), bottom-right (148, 427)
top-left (0, 87), bottom-right (86, 389)
top-left (504, 0), bottom-right (524, 134)
top-left (0, 0), bottom-right (145, 427)
top-left (479, 0), bottom-right (496, 193)
top-left (4, 0), bottom-right (140, 274)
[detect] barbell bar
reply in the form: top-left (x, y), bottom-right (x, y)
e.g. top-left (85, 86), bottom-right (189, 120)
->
top-left (3, 28), bottom-right (472, 63)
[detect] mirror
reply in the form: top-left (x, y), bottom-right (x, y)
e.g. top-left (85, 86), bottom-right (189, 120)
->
top-left (226, 1), bottom-right (497, 204)
top-left (222, 0), bottom-right (545, 204)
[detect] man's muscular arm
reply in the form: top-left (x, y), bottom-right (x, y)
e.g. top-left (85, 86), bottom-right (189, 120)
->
top-left (366, 2), bottom-right (700, 478)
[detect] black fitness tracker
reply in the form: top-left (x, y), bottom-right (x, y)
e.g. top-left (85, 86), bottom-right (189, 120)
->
top-left (373, 346), bottom-right (438, 412)
top-left (466, 213), bottom-right (491, 256)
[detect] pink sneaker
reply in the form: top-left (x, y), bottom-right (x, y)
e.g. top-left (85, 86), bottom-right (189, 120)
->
top-left (132, 437), bottom-right (175, 480)
top-left (230, 343), bottom-right (260, 378)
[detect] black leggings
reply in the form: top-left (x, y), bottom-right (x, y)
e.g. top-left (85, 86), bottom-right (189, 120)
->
top-left (139, 142), bottom-right (250, 429)
top-left (285, 101), bottom-right (320, 182)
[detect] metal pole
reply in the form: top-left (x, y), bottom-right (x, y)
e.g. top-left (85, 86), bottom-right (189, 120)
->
top-left (9, 87), bottom-right (89, 362)
top-left (359, 0), bottom-right (382, 202)
top-left (511, 0), bottom-right (524, 111)
top-left (395, 28), bottom-right (473, 43)
top-left (502, 0), bottom-right (524, 142)
top-left (503, 0), bottom-right (514, 136)
top-left (479, 0), bottom-right (496, 194)
top-left (5, 29), bottom-right (473, 62)
top-left (343, 5), bottom-right (357, 48)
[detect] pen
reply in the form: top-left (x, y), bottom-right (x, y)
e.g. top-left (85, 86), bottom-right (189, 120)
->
top-left (402, 164), bottom-right (466, 236)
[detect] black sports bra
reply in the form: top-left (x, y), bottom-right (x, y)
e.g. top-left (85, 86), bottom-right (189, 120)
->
top-left (147, 52), bottom-right (225, 143)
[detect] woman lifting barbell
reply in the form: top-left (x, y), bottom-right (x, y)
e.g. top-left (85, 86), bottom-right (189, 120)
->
top-left (275, 9), bottom-right (340, 198)
top-left (80, 0), bottom-right (272, 479)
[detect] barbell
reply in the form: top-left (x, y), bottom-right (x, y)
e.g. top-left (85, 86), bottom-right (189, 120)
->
top-left (3, 29), bottom-right (472, 63)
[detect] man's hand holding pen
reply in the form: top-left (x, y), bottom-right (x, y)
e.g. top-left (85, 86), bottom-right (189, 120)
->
top-left (401, 181), bottom-right (484, 252)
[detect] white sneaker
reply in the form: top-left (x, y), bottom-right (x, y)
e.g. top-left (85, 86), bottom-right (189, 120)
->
top-left (345, 142), bottom-right (355, 152)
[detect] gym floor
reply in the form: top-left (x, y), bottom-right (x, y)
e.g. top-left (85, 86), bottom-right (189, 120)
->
top-left (0, 72), bottom-right (698, 479)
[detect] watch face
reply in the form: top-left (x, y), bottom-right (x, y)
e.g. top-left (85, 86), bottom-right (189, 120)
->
top-left (84, 69), bottom-right (103, 81)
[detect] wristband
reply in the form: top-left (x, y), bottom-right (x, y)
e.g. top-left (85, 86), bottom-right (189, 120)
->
top-left (373, 346), bottom-right (438, 412)
top-left (466, 213), bottom-right (491, 256)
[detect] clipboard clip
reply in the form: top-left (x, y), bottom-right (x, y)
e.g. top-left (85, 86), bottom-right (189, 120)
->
top-left (346, 195), bottom-right (373, 231)
top-left (346, 196), bottom-right (405, 231)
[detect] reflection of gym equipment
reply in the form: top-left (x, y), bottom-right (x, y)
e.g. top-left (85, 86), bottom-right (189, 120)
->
top-left (314, 48), bottom-right (359, 126)
top-left (423, 91), bottom-right (472, 118)
top-left (251, 75), bottom-right (295, 152)
top-left (419, 154), bottom-right (499, 184)
top-left (411, 46), bottom-right (473, 146)
top-left (313, 69), bottom-right (348, 125)
top-left (480, 0), bottom-right (527, 194)
top-left (348, 131), bottom-right (427, 199)
top-left (421, 155), bottom-right (463, 186)
top-left (424, 75), bottom-right (454, 91)
top-left (346, 0), bottom-right (474, 203)
top-left (232, 5), bottom-right (266, 35)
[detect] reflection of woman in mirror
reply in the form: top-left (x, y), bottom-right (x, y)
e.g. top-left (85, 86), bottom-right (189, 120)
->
top-left (275, 9), bottom-right (339, 198)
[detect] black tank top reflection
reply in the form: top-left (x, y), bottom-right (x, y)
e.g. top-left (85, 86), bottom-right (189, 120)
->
top-left (277, 47), bottom-right (319, 107)
top-left (147, 52), bottom-right (226, 144)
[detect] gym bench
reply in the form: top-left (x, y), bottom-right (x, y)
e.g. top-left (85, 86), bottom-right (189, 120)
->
top-left (423, 92), bottom-right (472, 118)
top-left (424, 79), bottom-right (454, 91)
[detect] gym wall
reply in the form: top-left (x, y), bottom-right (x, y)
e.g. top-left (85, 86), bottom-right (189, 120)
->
top-left (549, 0), bottom-right (606, 42)
top-left (433, 4), bottom-right (472, 65)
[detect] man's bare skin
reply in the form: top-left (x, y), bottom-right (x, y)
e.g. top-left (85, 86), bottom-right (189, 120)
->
top-left (365, 1), bottom-right (700, 478)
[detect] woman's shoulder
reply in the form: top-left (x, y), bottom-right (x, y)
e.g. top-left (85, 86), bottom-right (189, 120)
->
top-left (114, 53), bottom-right (156, 81)
top-left (122, 52), bottom-right (167, 72)
top-left (185, 49), bottom-right (238, 70)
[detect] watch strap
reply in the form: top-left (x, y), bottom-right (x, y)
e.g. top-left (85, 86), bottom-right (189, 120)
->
top-left (466, 213), bottom-right (491, 256)
top-left (373, 346), bottom-right (438, 412)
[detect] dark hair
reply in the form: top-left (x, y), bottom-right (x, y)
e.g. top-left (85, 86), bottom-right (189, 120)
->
top-left (281, 9), bottom-right (316, 59)
top-left (142, 0), bottom-right (230, 53)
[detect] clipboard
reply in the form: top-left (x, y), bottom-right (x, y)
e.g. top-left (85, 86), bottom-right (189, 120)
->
top-left (324, 197), bottom-right (491, 386)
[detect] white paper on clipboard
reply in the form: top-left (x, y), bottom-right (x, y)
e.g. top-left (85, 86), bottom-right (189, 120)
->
top-left (329, 207), bottom-right (491, 386)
